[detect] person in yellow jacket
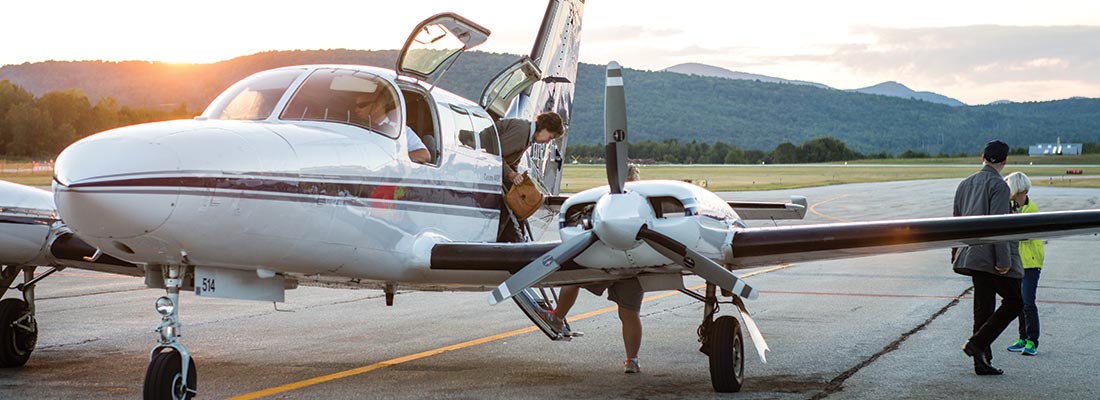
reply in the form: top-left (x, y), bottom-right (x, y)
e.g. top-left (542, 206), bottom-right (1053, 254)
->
top-left (1004, 172), bottom-right (1045, 356)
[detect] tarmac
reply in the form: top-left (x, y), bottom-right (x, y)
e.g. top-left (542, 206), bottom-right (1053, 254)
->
top-left (1, 178), bottom-right (1097, 399)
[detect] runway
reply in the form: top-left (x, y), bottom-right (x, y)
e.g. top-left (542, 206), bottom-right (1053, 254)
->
top-left (1, 178), bottom-right (1098, 399)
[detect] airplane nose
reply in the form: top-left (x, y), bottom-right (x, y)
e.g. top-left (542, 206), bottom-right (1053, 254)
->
top-left (54, 134), bottom-right (181, 239)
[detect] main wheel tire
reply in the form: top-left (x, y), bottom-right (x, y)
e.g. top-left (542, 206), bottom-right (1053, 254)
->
top-left (707, 315), bottom-right (745, 393)
top-left (0, 298), bottom-right (37, 367)
top-left (144, 349), bottom-right (197, 400)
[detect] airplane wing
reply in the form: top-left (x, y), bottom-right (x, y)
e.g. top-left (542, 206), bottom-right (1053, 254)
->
top-left (430, 209), bottom-right (1100, 272)
top-left (726, 209), bottom-right (1100, 268)
top-left (728, 196), bottom-right (807, 220)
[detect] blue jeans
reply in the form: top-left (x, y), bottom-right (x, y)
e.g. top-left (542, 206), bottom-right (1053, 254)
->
top-left (1017, 268), bottom-right (1041, 344)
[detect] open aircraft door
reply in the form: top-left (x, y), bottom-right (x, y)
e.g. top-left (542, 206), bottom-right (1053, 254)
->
top-left (480, 57), bottom-right (541, 119)
top-left (396, 13), bottom-right (490, 87)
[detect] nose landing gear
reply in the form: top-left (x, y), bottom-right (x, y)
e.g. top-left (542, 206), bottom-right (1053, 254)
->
top-left (143, 265), bottom-right (197, 400)
top-left (685, 283), bottom-right (746, 393)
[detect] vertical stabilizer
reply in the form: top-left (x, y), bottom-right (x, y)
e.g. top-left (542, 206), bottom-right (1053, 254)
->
top-left (509, 0), bottom-right (584, 195)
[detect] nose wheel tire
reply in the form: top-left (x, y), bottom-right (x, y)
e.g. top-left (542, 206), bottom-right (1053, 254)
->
top-left (144, 349), bottom-right (197, 400)
top-left (0, 298), bottom-right (37, 368)
top-left (708, 315), bottom-right (745, 393)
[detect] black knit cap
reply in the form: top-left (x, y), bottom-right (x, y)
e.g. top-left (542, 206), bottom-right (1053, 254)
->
top-left (982, 140), bottom-right (1009, 164)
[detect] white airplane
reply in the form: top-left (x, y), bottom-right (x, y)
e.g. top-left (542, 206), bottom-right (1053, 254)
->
top-left (4, 1), bottom-right (1100, 398)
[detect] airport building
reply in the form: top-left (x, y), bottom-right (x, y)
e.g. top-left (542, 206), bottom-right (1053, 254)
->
top-left (1029, 142), bottom-right (1081, 156)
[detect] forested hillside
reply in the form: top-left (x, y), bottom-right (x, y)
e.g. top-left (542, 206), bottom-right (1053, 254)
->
top-left (3, 49), bottom-right (1099, 156)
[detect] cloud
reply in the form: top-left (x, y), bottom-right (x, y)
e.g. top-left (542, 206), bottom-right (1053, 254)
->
top-left (583, 25), bottom-right (683, 42)
top-left (817, 25), bottom-right (1100, 85)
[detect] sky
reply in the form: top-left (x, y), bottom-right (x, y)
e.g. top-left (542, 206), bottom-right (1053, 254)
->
top-left (3, 0), bottom-right (1099, 105)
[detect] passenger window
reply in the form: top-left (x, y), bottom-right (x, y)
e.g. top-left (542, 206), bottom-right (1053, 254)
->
top-left (450, 106), bottom-right (477, 150)
top-left (280, 68), bottom-right (402, 138)
top-left (471, 113), bottom-right (500, 156)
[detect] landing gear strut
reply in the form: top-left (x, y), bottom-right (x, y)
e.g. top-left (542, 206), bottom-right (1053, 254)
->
top-left (0, 266), bottom-right (49, 368)
top-left (143, 265), bottom-right (197, 400)
top-left (686, 283), bottom-right (745, 392)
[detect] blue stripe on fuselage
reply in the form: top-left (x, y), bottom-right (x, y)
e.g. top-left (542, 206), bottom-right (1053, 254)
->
top-left (63, 175), bottom-right (504, 217)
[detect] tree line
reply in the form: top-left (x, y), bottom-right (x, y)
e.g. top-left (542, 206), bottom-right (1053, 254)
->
top-left (0, 80), bottom-right (195, 158)
top-left (3, 78), bottom-right (1098, 164)
top-left (6, 50), bottom-right (1100, 159)
top-left (567, 136), bottom-right (1100, 165)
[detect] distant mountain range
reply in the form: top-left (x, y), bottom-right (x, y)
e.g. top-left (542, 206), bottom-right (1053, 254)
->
top-left (3, 50), bottom-right (1100, 155)
top-left (847, 81), bottom-right (966, 107)
top-left (663, 63), bottom-right (832, 90)
top-left (664, 62), bottom-right (967, 107)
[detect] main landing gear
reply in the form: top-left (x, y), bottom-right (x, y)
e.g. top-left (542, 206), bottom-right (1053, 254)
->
top-left (0, 265), bottom-right (54, 368)
top-left (683, 283), bottom-right (745, 393)
top-left (143, 265), bottom-right (197, 400)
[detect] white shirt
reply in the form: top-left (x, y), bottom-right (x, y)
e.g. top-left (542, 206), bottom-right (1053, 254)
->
top-left (406, 126), bottom-right (426, 151)
top-left (377, 115), bottom-right (424, 151)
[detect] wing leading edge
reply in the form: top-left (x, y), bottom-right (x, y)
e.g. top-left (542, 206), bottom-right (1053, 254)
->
top-left (728, 209), bottom-right (1100, 268)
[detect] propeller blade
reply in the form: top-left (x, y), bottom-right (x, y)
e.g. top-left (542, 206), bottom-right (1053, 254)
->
top-left (732, 295), bottom-right (771, 363)
top-left (604, 61), bottom-right (629, 194)
top-left (636, 226), bottom-right (759, 300)
top-left (487, 231), bottom-right (598, 305)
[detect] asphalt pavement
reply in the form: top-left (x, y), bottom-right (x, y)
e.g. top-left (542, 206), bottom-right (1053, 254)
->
top-left (1, 178), bottom-right (1097, 399)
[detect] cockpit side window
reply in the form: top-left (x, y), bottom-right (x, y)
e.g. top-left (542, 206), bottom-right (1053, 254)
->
top-left (279, 69), bottom-right (402, 138)
top-left (204, 69), bottom-right (304, 120)
top-left (470, 112), bottom-right (500, 156)
top-left (449, 106), bottom-right (477, 150)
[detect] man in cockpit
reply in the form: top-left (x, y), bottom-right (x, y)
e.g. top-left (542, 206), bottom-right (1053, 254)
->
top-left (354, 92), bottom-right (431, 164)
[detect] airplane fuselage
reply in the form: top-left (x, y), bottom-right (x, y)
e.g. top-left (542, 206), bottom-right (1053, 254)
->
top-left (53, 65), bottom-right (525, 287)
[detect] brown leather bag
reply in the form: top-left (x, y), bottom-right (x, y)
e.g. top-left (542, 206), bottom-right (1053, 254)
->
top-left (505, 172), bottom-right (543, 221)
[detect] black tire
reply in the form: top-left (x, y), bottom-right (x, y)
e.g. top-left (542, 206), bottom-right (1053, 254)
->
top-left (707, 315), bottom-right (745, 393)
top-left (0, 298), bottom-right (37, 368)
top-left (144, 348), bottom-right (197, 400)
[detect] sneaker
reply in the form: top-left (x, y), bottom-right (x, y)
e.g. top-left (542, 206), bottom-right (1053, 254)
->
top-left (1007, 339), bottom-right (1026, 352)
top-left (561, 323), bottom-right (583, 338)
top-left (536, 308), bottom-right (564, 332)
top-left (1022, 340), bottom-right (1038, 356)
top-left (624, 358), bottom-right (640, 373)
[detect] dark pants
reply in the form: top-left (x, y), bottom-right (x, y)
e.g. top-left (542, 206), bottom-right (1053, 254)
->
top-left (970, 271), bottom-right (1024, 351)
top-left (1017, 268), bottom-right (1041, 344)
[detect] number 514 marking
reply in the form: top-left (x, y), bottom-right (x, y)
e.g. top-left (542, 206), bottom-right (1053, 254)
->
top-left (199, 277), bottom-right (216, 293)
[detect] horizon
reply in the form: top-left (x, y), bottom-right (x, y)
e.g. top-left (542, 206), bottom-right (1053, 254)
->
top-left (3, 0), bottom-right (1099, 104)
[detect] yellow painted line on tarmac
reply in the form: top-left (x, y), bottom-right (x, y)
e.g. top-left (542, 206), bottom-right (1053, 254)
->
top-left (809, 193), bottom-right (849, 221)
top-left (228, 263), bottom-right (794, 399)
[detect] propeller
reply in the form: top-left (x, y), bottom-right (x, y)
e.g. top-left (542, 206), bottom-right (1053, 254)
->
top-left (636, 226), bottom-right (758, 300)
top-left (485, 62), bottom-right (629, 305)
top-left (604, 61), bottom-right (629, 194)
top-left (488, 231), bottom-right (597, 305)
top-left (487, 61), bottom-right (758, 305)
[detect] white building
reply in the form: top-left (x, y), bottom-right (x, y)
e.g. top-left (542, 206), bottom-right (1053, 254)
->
top-left (1029, 143), bottom-right (1082, 156)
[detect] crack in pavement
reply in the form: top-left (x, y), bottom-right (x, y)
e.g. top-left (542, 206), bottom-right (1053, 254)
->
top-left (809, 286), bottom-right (973, 399)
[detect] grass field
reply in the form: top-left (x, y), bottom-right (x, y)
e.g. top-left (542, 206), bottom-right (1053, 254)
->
top-left (0, 160), bottom-right (53, 186)
top-left (560, 163), bottom-right (1100, 192)
top-left (3, 157), bottom-right (1098, 191)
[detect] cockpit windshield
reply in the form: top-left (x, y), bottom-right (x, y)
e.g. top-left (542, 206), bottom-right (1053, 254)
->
top-left (203, 69), bottom-right (305, 120)
top-left (279, 69), bottom-right (402, 138)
